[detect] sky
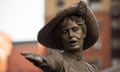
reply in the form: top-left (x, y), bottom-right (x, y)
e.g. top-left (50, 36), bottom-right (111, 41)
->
top-left (0, 0), bottom-right (45, 42)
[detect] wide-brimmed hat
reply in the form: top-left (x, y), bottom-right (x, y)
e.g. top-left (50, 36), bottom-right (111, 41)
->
top-left (37, 1), bottom-right (98, 50)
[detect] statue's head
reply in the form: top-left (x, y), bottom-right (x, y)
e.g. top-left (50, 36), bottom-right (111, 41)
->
top-left (55, 15), bottom-right (86, 52)
top-left (37, 1), bottom-right (98, 50)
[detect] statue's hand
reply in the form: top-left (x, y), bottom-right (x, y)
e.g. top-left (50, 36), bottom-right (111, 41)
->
top-left (21, 52), bottom-right (46, 68)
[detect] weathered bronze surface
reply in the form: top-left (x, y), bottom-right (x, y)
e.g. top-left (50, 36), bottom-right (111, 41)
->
top-left (21, 1), bottom-right (98, 72)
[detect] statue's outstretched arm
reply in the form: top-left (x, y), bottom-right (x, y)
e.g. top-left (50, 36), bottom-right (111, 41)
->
top-left (21, 52), bottom-right (47, 68)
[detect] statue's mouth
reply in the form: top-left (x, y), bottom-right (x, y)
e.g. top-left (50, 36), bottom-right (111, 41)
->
top-left (69, 40), bottom-right (78, 46)
top-left (69, 40), bottom-right (77, 43)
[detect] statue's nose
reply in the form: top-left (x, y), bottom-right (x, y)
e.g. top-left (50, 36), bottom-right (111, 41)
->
top-left (68, 30), bottom-right (74, 38)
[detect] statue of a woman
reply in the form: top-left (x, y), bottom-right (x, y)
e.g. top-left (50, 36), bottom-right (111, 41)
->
top-left (21, 1), bottom-right (98, 72)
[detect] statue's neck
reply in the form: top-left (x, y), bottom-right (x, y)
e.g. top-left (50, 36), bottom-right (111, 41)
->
top-left (63, 50), bottom-right (83, 61)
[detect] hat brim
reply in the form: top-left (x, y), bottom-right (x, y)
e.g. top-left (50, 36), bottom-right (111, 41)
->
top-left (37, 1), bottom-right (98, 50)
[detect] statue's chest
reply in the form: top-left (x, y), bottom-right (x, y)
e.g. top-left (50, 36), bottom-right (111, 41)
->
top-left (62, 58), bottom-right (90, 72)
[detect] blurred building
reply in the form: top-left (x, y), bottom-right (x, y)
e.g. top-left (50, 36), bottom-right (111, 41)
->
top-left (111, 0), bottom-right (120, 68)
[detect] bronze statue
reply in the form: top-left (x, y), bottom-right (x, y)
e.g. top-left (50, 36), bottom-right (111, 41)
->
top-left (21, 1), bottom-right (98, 72)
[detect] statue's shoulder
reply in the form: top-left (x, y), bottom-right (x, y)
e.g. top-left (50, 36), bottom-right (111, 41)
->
top-left (47, 49), bottom-right (63, 59)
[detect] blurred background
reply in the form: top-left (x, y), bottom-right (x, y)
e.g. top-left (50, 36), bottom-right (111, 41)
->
top-left (0, 0), bottom-right (120, 72)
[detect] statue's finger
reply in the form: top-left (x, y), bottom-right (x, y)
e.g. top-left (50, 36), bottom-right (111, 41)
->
top-left (21, 52), bottom-right (35, 56)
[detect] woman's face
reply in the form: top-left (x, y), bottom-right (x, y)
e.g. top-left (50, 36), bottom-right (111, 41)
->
top-left (60, 18), bottom-right (86, 51)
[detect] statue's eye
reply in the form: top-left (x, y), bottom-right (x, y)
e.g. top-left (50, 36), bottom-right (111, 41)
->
top-left (72, 27), bottom-right (79, 32)
top-left (62, 30), bottom-right (67, 34)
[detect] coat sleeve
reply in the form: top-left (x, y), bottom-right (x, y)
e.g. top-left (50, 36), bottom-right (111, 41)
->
top-left (40, 49), bottom-right (62, 72)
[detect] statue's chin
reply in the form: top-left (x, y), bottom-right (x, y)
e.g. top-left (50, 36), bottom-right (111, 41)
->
top-left (64, 47), bottom-right (81, 52)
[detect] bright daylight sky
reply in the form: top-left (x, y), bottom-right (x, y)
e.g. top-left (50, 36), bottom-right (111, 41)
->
top-left (0, 0), bottom-right (45, 42)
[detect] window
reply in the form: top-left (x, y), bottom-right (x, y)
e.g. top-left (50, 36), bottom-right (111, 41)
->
top-left (112, 19), bottom-right (120, 29)
top-left (112, 38), bottom-right (120, 49)
top-left (88, 0), bottom-right (102, 11)
top-left (56, 0), bottom-right (64, 12)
